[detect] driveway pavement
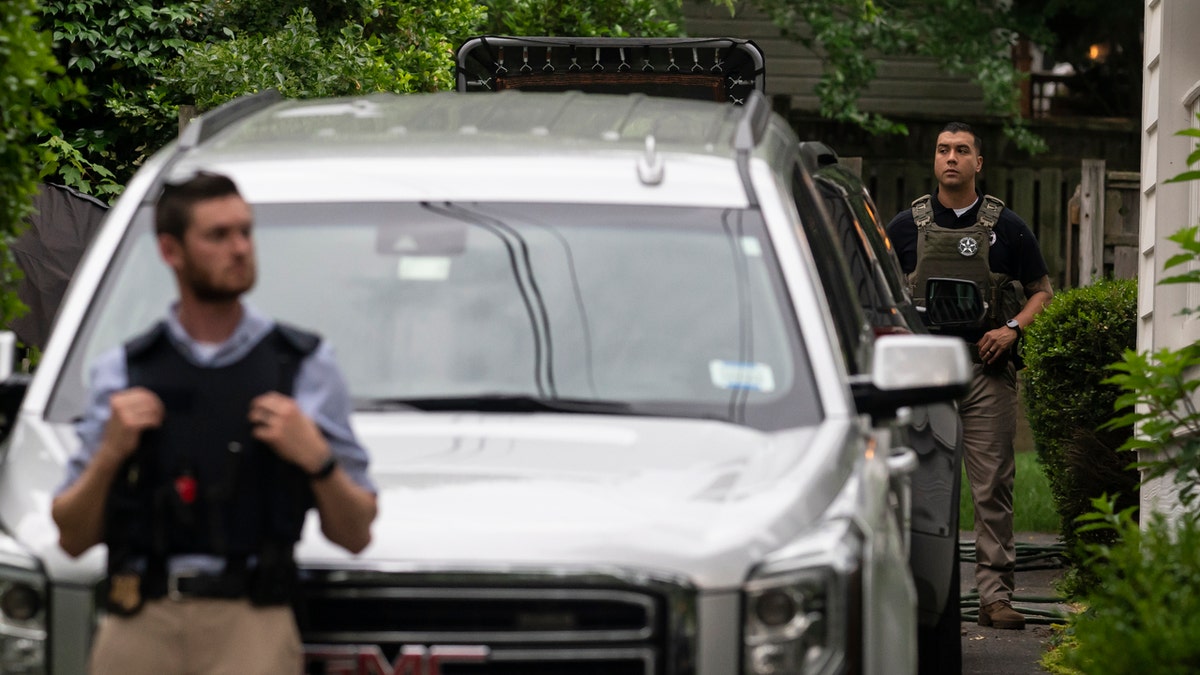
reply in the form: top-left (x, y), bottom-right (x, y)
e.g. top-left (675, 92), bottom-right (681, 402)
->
top-left (960, 532), bottom-right (1072, 674)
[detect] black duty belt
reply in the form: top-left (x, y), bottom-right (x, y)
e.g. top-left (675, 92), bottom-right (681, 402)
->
top-left (161, 569), bottom-right (251, 601)
top-left (107, 551), bottom-right (295, 614)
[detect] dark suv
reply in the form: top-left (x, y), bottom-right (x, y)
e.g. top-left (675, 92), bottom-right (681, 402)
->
top-left (803, 141), bottom-right (963, 674)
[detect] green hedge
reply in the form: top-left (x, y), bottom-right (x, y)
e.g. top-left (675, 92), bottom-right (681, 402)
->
top-left (1021, 278), bottom-right (1138, 556)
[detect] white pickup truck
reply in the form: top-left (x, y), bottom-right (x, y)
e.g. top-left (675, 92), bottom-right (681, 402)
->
top-left (0, 75), bottom-right (973, 674)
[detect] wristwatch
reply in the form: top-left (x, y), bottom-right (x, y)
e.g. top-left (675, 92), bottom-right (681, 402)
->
top-left (1005, 318), bottom-right (1022, 338)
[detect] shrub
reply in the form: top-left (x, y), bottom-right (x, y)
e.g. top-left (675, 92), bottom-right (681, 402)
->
top-left (1021, 278), bottom-right (1139, 557)
top-left (1049, 117), bottom-right (1200, 673)
top-left (1059, 501), bottom-right (1200, 675)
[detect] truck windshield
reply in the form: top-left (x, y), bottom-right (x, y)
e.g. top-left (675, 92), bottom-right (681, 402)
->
top-left (49, 201), bottom-right (819, 431)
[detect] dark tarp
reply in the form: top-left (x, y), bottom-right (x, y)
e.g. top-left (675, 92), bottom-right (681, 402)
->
top-left (10, 184), bottom-right (109, 350)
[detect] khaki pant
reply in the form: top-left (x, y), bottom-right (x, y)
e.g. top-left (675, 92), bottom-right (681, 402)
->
top-left (89, 598), bottom-right (302, 675)
top-left (960, 362), bottom-right (1018, 606)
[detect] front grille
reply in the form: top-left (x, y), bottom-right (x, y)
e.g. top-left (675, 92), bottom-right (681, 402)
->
top-left (296, 569), bottom-right (696, 675)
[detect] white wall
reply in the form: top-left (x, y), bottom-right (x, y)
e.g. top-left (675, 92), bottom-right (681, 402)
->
top-left (1139, 0), bottom-right (1200, 521)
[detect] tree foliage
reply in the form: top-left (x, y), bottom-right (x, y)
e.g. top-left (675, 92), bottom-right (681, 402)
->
top-left (35, 0), bottom-right (1136, 194)
top-left (0, 0), bottom-right (84, 328)
top-left (38, 0), bottom-right (488, 192)
top-left (39, 0), bottom-right (208, 196)
top-left (36, 0), bottom-right (689, 196)
top-left (162, 2), bottom-right (486, 111)
top-left (748, 0), bottom-right (1141, 154)
top-left (482, 0), bottom-right (684, 36)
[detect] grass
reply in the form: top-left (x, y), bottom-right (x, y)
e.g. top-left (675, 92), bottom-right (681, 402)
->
top-left (960, 450), bottom-right (1060, 534)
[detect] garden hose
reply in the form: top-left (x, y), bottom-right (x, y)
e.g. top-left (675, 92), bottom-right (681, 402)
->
top-left (959, 539), bottom-right (1072, 624)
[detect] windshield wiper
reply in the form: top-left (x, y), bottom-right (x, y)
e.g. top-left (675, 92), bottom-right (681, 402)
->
top-left (356, 395), bottom-right (632, 415)
top-left (422, 202), bottom-right (558, 398)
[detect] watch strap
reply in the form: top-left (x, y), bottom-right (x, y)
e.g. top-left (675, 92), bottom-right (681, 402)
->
top-left (1006, 319), bottom-right (1023, 339)
top-left (309, 454), bottom-right (338, 480)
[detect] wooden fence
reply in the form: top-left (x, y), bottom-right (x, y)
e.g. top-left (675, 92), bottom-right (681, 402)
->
top-left (1072, 161), bottom-right (1140, 286)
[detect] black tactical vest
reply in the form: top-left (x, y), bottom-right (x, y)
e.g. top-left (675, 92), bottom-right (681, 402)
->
top-left (104, 322), bottom-right (320, 584)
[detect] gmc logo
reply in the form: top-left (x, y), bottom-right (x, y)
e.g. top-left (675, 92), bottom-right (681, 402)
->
top-left (305, 644), bottom-right (490, 675)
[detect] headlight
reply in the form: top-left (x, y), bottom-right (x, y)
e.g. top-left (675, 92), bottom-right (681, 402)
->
top-left (0, 565), bottom-right (47, 675)
top-left (743, 520), bottom-right (863, 675)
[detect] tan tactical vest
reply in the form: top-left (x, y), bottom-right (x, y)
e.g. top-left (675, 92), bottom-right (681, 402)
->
top-left (907, 194), bottom-right (1022, 329)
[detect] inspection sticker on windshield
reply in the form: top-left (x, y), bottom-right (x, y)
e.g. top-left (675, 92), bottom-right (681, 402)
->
top-left (709, 360), bottom-right (776, 392)
top-left (397, 256), bottom-right (452, 280)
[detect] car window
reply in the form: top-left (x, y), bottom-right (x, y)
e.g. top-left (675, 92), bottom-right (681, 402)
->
top-left (813, 177), bottom-right (892, 323)
top-left (840, 172), bottom-right (911, 306)
top-left (48, 202), bottom-right (821, 432)
top-left (789, 166), bottom-right (871, 374)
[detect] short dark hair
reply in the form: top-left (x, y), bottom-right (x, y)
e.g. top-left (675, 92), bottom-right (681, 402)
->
top-left (939, 122), bottom-right (981, 155)
top-left (155, 171), bottom-right (242, 239)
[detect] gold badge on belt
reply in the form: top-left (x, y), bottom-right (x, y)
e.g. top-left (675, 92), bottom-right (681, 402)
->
top-left (108, 572), bottom-right (143, 614)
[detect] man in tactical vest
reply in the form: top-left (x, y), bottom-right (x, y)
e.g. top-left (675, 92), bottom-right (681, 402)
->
top-left (52, 172), bottom-right (378, 673)
top-left (886, 122), bottom-right (1054, 631)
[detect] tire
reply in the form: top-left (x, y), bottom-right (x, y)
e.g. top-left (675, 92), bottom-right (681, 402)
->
top-left (917, 533), bottom-right (962, 675)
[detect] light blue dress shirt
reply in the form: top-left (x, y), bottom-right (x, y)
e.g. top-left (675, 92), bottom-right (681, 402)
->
top-left (57, 304), bottom-right (375, 573)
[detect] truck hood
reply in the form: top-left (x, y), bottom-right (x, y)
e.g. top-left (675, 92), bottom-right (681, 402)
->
top-left (14, 413), bottom-right (855, 590)
top-left (298, 413), bottom-right (855, 589)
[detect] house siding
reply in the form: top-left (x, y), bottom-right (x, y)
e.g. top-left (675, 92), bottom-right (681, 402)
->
top-left (683, 0), bottom-right (987, 116)
top-left (683, 0), bottom-right (1139, 296)
top-left (1139, 0), bottom-right (1200, 522)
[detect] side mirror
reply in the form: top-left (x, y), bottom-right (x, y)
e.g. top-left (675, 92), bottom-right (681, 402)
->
top-left (851, 334), bottom-right (972, 421)
top-left (921, 277), bottom-right (987, 329)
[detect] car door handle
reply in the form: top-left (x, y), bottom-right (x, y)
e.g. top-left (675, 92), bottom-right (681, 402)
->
top-left (887, 446), bottom-right (919, 477)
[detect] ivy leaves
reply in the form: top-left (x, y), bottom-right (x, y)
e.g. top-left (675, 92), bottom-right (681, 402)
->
top-left (1, 0), bottom-right (84, 329)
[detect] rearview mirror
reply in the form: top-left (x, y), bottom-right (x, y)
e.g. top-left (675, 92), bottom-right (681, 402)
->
top-left (921, 277), bottom-right (987, 329)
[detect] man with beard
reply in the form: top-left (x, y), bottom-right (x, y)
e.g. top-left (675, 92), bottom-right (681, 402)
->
top-left (52, 171), bottom-right (378, 674)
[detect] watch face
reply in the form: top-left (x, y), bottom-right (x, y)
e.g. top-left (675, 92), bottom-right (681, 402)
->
top-left (1006, 319), bottom-right (1020, 330)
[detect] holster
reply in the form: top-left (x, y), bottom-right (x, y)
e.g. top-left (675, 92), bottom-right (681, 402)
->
top-left (247, 544), bottom-right (297, 606)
